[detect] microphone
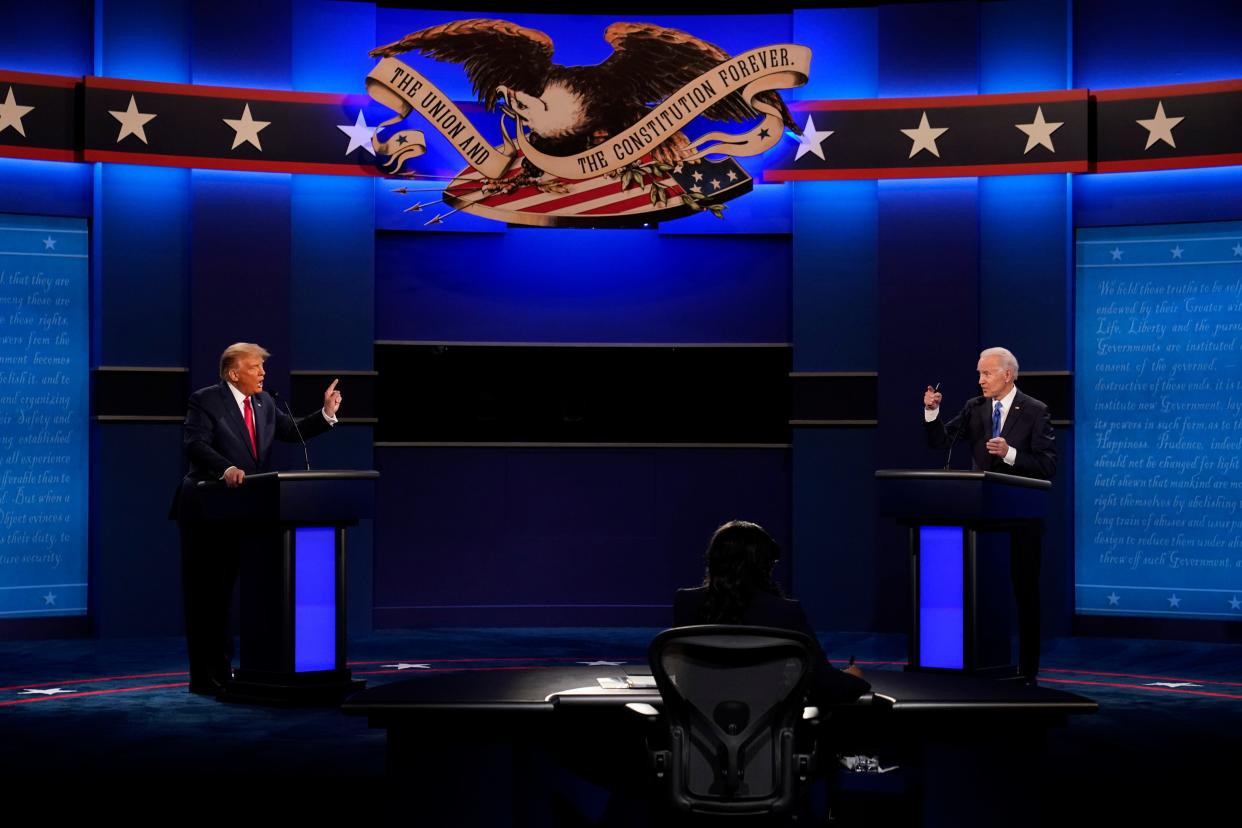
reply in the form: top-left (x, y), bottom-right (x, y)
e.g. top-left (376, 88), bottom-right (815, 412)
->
top-left (943, 396), bottom-right (986, 470)
top-left (271, 390), bottom-right (311, 471)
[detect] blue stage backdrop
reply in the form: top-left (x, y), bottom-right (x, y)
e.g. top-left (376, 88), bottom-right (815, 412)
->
top-left (0, 213), bottom-right (89, 619)
top-left (1076, 220), bottom-right (1242, 620)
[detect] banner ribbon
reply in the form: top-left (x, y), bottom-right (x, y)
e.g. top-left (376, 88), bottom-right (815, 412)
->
top-left (366, 44), bottom-right (810, 180)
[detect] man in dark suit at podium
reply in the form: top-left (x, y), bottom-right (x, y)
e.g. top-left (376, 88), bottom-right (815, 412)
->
top-left (172, 342), bottom-right (343, 696)
top-left (922, 347), bottom-right (1056, 683)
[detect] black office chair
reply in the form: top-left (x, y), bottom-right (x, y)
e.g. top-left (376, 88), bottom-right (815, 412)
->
top-left (646, 625), bottom-right (818, 817)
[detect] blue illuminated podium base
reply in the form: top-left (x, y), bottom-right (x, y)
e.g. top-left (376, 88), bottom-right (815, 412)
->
top-left (876, 470), bottom-right (1050, 676)
top-left (196, 471), bottom-right (377, 705)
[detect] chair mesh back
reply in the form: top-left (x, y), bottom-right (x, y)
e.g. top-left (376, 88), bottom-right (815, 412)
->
top-left (651, 628), bottom-right (812, 808)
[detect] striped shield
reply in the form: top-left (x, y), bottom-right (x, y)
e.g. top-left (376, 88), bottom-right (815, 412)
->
top-left (439, 152), bottom-right (752, 227)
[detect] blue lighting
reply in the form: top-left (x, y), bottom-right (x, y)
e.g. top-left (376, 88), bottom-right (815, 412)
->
top-left (95, 163), bottom-right (190, 366)
top-left (294, 527), bottom-right (336, 672)
top-left (791, 8), bottom-right (877, 100)
top-left (292, 0), bottom-right (377, 93)
top-left (1075, 166), bottom-right (1242, 228)
top-left (979, 0), bottom-right (1070, 94)
top-left (979, 173), bottom-right (1072, 369)
top-left (96, 0), bottom-right (190, 82)
top-left (0, 158), bottom-right (93, 218)
top-left (877, 2), bottom-right (979, 98)
top-left (919, 526), bottom-right (964, 670)
top-left (878, 177), bottom-right (979, 191)
top-left (190, 0), bottom-right (292, 90)
top-left (291, 175), bottom-right (374, 370)
top-left (1074, 1), bottom-right (1242, 89)
top-left (0, 1), bottom-right (92, 76)
top-left (190, 168), bottom-right (292, 186)
top-left (375, 228), bottom-right (790, 343)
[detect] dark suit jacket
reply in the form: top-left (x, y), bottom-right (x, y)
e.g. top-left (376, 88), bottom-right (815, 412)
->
top-left (673, 586), bottom-right (870, 704)
top-left (925, 389), bottom-right (1057, 480)
top-left (171, 381), bottom-right (332, 520)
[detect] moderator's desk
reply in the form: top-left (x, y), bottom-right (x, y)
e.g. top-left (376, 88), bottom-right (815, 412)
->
top-left (343, 666), bottom-right (1094, 821)
top-left (343, 665), bottom-right (1094, 725)
top-left (342, 665), bottom-right (663, 718)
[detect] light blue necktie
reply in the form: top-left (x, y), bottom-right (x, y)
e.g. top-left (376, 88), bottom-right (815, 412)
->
top-left (992, 400), bottom-right (1003, 438)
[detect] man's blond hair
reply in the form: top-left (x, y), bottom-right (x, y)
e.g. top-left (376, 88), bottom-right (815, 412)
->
top-left (219, 342), bottom-right (271, 380)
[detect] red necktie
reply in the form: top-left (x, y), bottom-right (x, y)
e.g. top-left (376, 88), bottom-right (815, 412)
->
top-left (243, 396), bottom-right (257, 458)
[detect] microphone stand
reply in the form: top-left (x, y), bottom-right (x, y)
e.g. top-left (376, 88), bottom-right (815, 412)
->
top-left (272, 390), bottom-right (311, 471)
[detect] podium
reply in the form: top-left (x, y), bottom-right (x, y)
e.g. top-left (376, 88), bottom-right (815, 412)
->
top-left (195, 470), bottom-right (378, 704)
top-left (875, 470), bottom-right (1050, 676)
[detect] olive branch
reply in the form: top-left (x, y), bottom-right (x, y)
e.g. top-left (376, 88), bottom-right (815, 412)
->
top-left (613, 161), bottom-right (728, 219)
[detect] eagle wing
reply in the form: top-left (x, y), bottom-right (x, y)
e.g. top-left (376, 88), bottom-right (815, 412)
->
top-left (370, 19), bottom-right (554, 112)
top-left (599, 23), bottom-right (797, 131)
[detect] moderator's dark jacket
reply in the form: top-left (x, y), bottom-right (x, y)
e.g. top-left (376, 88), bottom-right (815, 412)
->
top-left (673, 586), bottom-right (870, 704)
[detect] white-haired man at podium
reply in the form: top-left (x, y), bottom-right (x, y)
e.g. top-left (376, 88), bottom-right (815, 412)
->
top-left (922, 346), bottom-right (1056, 683)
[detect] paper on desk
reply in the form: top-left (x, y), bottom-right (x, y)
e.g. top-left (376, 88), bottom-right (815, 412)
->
top-left (595, 675), bottom-right (658, 689)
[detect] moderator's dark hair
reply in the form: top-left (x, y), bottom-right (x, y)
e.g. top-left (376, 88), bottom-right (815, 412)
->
top-left (697, 520), bottom-right (783, 624)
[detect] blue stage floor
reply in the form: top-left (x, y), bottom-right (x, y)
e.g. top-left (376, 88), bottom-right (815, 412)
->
top-left (1, 628), bottom-right (1239, 822)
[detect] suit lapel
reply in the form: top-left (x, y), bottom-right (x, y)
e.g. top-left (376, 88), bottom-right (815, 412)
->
top-left (1000, 390), bottom-right (1026, 440)
top-left (220, 383), bottom-right (257, 462)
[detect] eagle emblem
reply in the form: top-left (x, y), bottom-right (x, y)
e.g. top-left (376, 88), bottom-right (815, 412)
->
top-left (365, 20), bottom-right (811, 227)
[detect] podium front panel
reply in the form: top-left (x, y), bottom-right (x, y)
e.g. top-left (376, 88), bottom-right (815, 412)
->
top-left (918, 527), bottom-right (965, 670)
top-left (294, 527), bottom-right (337, 672)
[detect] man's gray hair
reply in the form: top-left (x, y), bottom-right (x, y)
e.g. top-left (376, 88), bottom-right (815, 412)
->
top-left (980, 346), bottom-right (1019, 377)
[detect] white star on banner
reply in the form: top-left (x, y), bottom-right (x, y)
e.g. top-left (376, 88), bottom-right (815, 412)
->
top-left (19, 688), bottom-right (74, 696)
top-left (109, 94), bottom-right (157, 145)
top-left (1014, 106), bottom-right (1064, 155)
top-left (1137, 101), bottom-right (1184, 150)
top-left (1229, 595), bottom-right (1241, 610)
top-left (336, 110), bottom-right (377, 156)
top-left (42, 237), bottom-right (56, 251)
top-left (1171, 245), bottom-right (1184, 259)
top-left (726, 169), bottom-right (739, 181)
top-left (1110, 247), bottom-right (1124, 261)
top-left (1232, 243), bottom-right (1242, 257)
top-left (579, 660), bottom-right (626, 667)
top-left (1145, 682), bottom-right (1201, 689)
top-left (691, 170), bottom-right (703, 182)
top-left (223, 104), bottom-right (271, 151)
top-left (794, 114), bottom-right (833, 161)
top-left (1167, 594), bottom-right (1181, 608)
top-left (381, 663), bottom-right (431, 670)
top-left (1107, 592), bottom-right (1120, 606)
top-left (0, 86), bottom-right (35, 137)
top-left (901, 111), bottom-right (948, 159)
top-left (42, 592), bottom-right (56, 605)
